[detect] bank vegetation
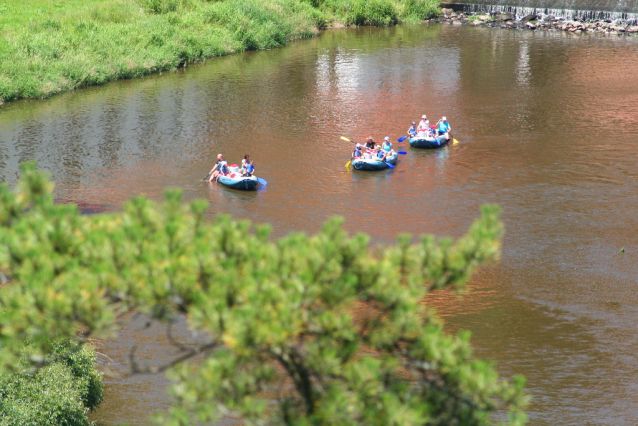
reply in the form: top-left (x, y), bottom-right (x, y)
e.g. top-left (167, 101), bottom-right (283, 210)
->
top-left (0, 0), bottom-right (440, 104)
top-left (0, 340), bottom-right (103, 425)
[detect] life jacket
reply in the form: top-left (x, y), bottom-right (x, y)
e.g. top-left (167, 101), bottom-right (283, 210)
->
top-left (246, 164), bottom-right (254, 174)
top-left (353, 148), bottom-right (362, 158)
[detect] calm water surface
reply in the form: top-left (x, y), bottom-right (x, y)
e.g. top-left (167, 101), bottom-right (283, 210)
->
top-left (1, 24), bottom-right (638, 425)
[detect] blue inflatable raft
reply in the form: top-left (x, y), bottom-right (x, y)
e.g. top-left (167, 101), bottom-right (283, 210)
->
top-left (217, 173), bottom-right (259, 190)
top-left (352, 152), bottom-right (398, 171)
top-left (409, 135), bottom-right (449, 149)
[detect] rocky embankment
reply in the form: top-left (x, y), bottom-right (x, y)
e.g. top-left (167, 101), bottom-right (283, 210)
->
top-left (430, 9), bottom-right (638, 35)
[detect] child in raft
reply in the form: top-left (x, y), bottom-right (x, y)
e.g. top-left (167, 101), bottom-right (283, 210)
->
top-left (242, 160), bottom-right (255, 177)
top-left (352, 144), bottom-right (363, 161)
top-left (407, 122), bottom-right (418, 138)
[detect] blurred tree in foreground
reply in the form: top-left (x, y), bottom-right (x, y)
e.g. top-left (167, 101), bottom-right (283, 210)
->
top-left (0, 163), bottom-right (527, 425)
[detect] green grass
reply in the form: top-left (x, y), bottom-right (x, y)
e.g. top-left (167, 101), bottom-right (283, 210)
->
top-left (0, 0), bottom-right (440, 104)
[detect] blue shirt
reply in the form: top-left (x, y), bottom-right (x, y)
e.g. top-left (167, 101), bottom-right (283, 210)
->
top-left (438, 121), bottom-right (450, 133)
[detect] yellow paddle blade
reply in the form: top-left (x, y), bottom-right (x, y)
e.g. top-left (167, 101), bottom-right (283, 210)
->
top-left (340, 136), bottom-right (352, 142)
top-left (345, 161), bottom-right (351, 169)
top-left (453, 138), bottom-right (459, 145)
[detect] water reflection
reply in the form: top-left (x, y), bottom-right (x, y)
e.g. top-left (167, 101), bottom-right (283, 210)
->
top-left (1, 25), bottom-right (638, 426)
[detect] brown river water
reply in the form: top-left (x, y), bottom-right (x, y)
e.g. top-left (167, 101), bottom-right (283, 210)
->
top-left (1, 24), bottom-right (638, 425)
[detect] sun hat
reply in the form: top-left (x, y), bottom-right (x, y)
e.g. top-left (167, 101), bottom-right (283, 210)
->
top-left (412, 121), bottom-right (416, 125)
top-left (384, 136), bottom-right (390, 141)
top-left (442, 116), bottom-right (447, 120)
top-left (422, 115), bottom-right (427, 119)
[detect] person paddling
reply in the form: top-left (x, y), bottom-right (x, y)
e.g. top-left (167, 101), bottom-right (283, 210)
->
top-left (436, 116), bottom-right (451, 139)
top-left (207, 154), bottom-right (225, 182)
top-left (407, 122), bottom-right (417, 138)
top-left (352, 144), bottom-right (363, 161)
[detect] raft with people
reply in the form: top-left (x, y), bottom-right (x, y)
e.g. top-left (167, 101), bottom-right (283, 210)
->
top-left (352, 151), bottom-right (398, 171)
top-left (204, 155), bottom-right (267, 190)
top-left (405, 115), bottom-right (454, 149)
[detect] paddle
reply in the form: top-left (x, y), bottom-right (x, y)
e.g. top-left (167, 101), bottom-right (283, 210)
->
top-left (397, 151), bottom-right (407, 155)
top-left (257, 177), bottom-right (268, 186)
top-left (342, 137), bottom-right (358, 168)
top-left (375, 157), bottom-right (396, 169)
top-left (448, 132), bottom-right (459, 145)
top-left (397, 136), bottom-right (408, 143)
top-left (202, 171), bottom-right (212, 181)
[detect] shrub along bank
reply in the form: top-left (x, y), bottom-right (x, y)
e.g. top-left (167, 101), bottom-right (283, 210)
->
top-left (0, 0), bottom-right (440, 104)
top-left (0, 340), bottom-right (104, 425)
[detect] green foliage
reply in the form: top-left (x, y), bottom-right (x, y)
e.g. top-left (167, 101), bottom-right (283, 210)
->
top-left (205, 0), bottom-right (323, 50)
top-left (139, 0), bottom-right (194, 14)
top-left (0, 340), bottom-right (103, 426)
top-left (0, 163), bottom-right (527, 425)
top-left (51, 340), bottom-right (105, 411)
top-left (0, 0), bottom-right (321, 103)
top-left (317, 0), bottom-right (439, 25)
top-left (322, 0), bottom-right (399, 26)
top-left (0, 0), bottom-right (443, 104)
top-left (399, 0), bottom-right (440, 21)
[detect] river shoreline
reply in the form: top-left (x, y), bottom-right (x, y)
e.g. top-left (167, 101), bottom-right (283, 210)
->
top-left (433, 8), bottom-right (638, 35)
top-left (0, 0), bottom-right (438, 106)
top-left (1, 0), bottom-right (634, 108)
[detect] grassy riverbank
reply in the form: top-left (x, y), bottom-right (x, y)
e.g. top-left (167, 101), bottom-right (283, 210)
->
top-left (0, 0), bottom-right (439, 104)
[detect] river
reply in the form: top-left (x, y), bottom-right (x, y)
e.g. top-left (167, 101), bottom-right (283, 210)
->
top-left (1, 24), bottom-right (637, 425)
